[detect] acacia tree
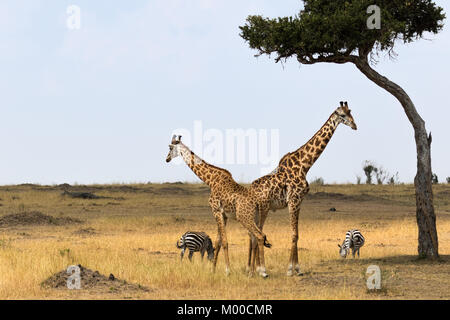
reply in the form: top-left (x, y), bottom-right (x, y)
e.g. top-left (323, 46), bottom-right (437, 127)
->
top-left (239, 0), bottom-right (445, 259)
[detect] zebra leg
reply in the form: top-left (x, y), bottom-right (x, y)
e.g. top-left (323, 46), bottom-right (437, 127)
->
top-left (188, 250), bottom-right (194, 262)
top-left (180, 248), bottom-right (185, 261)
top-left (201, 248), bottom-right (205, 261)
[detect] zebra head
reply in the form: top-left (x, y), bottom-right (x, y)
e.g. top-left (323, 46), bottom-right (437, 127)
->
top-left (176, 236), bottom-right (184, 249)
top-left (338, 243), bottom-right (349, 258)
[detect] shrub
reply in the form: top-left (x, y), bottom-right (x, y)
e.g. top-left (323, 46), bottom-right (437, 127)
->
top-left (311, 177), bottom-right (324, 185)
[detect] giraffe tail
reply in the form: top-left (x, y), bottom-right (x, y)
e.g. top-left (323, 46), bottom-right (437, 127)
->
top-left (263, 236), bottom-right (272, 248)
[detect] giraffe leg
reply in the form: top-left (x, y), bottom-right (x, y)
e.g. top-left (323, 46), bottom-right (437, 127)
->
top-left (246, 234), bottom-right (253, 274)
top-left (255, 208), bottom-right (269, 275)
top-left (287, 204), bottom-right (302, 277)
top-left (212, 224), bottom-right (222, 272)
top-left (213, 210), bottom-right (230, 276)
top-left (250, 206), bottom-right (262, 275)
top-left (237, 208), bottom-right (270, 278)
top-left (250, 234), bottom-right (259, 276)
top-left (252, 239), bottom-right (260, 275)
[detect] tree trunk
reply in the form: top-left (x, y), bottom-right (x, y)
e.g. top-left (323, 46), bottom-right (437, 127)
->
top-left (353, 55), bottom-right (439, 259)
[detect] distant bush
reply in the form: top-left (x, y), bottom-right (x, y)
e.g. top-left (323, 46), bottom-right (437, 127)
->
top-left (363, 161), bottom-right (377, 184)
top-left (311, 177), bottom-right (324, 185)
top-left (374, 166), bottom-right (389, 185)
top-left (388, 172), bottom-right (400, 185)
top-left (447, 177), bottom-right (450, 184)
top-left (361, 161), bottom-right (400, 185)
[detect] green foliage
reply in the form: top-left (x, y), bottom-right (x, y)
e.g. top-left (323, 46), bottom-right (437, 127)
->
top-left (363, 160), bottom-right (377, 184)
top-left (239, 0), bottom-right (445, 63)
top-left (59, 248), bottom-right (71, 257)
top-left (362, 161), bottom-right (399, 185)
top-left (311, 177), bottom-right (325, 185)
top-left (388, 172), bottom-right (400, 185)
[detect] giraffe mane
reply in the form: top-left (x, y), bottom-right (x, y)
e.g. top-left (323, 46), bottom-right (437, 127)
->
top-left (291, 112), bottom-right (335, 155)
top-left (180, 142), bottom-right (234, 178)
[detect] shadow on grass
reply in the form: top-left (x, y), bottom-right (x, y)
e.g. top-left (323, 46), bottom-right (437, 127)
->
top-left (342, 254), bottom-right (450, 266)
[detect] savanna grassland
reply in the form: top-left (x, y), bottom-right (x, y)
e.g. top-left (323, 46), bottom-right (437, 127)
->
top-left (0, 183), bottom-right (449, 300)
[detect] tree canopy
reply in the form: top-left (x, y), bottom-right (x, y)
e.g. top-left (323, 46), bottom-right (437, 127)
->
top-left (239, 0), bottom-right (445, 64)
top-left (239, 1), bottom-right (446, 259)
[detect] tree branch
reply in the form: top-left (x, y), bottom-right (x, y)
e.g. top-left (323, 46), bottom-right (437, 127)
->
top-left (296, 54), bottom-right (358, 65)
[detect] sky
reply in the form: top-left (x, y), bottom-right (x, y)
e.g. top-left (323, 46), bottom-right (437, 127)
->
top-left (0, 0), bottom-right (449, 185)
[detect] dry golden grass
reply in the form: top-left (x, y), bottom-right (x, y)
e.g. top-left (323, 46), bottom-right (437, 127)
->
top-left (0, 183), bottom-right (449, 299)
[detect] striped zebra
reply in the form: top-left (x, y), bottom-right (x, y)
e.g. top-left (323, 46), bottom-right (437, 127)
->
top-left (176, 231), bottom-right (214, 262)
top-left (338, 229), bottom-right (365, 258)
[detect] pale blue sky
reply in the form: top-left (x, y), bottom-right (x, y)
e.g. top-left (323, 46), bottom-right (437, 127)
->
top-left (0, 0), bottom-right (448, 185)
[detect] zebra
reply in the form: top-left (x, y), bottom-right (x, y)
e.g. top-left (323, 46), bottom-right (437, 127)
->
top-left (176, 231), bottom-right (214, 262)
top-left (338, 229), bottom-right (365, 258)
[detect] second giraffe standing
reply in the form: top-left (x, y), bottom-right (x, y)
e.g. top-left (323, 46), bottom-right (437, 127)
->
top-left (244, 101), bottom-right (357, 277)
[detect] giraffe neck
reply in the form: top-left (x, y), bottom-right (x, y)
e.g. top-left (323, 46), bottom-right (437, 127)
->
top-left (285, 113), bottom-right (340, 176)
top-left (178, 143), bottom-right (224, 186)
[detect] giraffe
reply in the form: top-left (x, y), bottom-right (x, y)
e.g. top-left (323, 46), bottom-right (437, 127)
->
top-left (245, 101), bottom-right (357, 276)
top-left (165, 135), bottom-right (271, 276)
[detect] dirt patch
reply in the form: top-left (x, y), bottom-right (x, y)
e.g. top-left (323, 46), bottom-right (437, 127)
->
top-left (0, 211), bottom-right (82, 227)
top-left (61, 190), bottom-right (107, 199)
top-left (41, 264), bottom-right (150, 293)
top-left (59, 184), bottom-right (142, 194)
top-left (307, 192), bottom-right (383, 202)
top-left (149, 250), bottom-right (177, 256)
top-left (73, 227), bottom-right (97, 236)
top-left (152, 185), bottom-right (210, 196)
top-left (436, 190), bottom-right (450, 198)
top-left (296, 271), bottom-right (365, 288)
top-left (157, 186), bottom-right (194, 195)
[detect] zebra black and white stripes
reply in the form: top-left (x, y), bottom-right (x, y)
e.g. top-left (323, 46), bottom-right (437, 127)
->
top-left (338, 229), bottom-right (365, 258)
top-left (176, 231), bottom-right (214, 262)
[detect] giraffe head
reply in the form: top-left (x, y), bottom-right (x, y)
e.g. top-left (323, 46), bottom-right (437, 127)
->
top-left (334, 101), bottom-right (357, 130)
top-left (166, 135), bottom-right (183, 163)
